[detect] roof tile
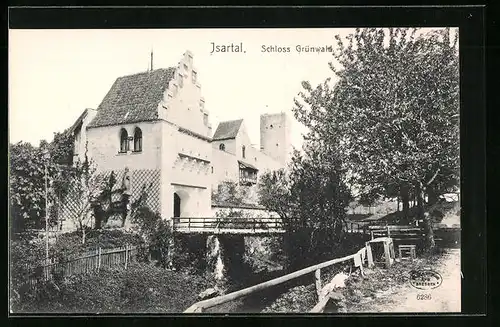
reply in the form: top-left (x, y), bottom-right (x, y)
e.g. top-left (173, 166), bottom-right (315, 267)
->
top-left (88, 68), bottom-right (175, 128)
top-left (212, 119), bottom-right (243, 140)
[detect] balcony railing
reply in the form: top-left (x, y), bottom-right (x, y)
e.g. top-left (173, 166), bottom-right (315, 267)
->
top-left (239, 175), bottom-right (257, 185)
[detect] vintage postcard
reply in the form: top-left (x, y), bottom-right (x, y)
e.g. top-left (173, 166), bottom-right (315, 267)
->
top-left (9, 27), bottom-right (461, 314)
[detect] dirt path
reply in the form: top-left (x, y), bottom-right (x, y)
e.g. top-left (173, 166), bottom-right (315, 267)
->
top-left (345, 248), bottom-right (461, 313)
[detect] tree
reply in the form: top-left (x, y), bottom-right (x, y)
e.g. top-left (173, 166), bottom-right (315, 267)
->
top-left (258, 143), bottom-right (351, 268)
top-left (49, 130), bottom-right (75, 166)
top-left (9, 130), bottom-right (75, 237)
top-left (293, 28), bottom-right (459, 251)
top-left (9, 142), bottom-right (47, 234)
top-left (61, 160), bottom-right (106, 244)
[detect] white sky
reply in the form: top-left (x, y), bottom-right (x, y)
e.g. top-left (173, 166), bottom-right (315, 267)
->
top-left (9, 27), bottom-right (453, 150)
top-left (9, 28), bottom-right (355, 150)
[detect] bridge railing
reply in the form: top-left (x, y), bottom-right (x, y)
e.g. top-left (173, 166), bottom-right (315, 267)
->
top-left (172, 217), bottom-right (285, 233)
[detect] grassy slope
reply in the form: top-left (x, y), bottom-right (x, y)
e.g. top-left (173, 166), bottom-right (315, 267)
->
top-left (13, 262), bottom-right (213, 313)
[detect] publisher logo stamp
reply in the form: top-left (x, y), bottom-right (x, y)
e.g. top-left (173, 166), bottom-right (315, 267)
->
top-left (409, 269), bottom-right (443, 290)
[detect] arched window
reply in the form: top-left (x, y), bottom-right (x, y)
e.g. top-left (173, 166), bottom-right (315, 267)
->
top-left (242, 145), bottom-right (246, 158)
top-left (120, 128), bottom-right (129, 152)
top-left (219, 143), bottom-right (225, 151)
top-left (134, 127), bottom-right (142, 152)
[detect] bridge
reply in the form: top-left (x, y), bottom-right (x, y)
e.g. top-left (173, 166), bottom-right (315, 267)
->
top-left (171, 217), bottom-right (286, 235)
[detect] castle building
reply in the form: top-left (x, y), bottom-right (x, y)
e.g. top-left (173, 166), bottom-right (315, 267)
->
top-left (68, 51), bottom-right (291, 221)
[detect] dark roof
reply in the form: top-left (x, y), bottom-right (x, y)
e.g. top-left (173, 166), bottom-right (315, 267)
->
top-left (212, 119), bottom-right (243, 140)
top-left (238, 160), bottom-right (258, 171)
top-left (88, 68), bottom-right (176, 128)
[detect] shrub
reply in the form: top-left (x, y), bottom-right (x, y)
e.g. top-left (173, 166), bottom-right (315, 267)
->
top-left (12, 263), bottom-right (214, 313)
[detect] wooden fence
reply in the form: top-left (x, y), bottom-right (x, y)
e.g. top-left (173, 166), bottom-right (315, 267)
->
top-left (184, 237), bottom-right (395, 313)
top-left (26, 244), bottom-right (140, 289)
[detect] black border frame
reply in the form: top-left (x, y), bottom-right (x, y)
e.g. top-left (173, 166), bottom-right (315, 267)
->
top-left (6, 5), bottom-right (488, 324)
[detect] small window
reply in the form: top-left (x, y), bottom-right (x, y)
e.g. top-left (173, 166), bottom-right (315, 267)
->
top-left (203, 113), bottom-right (208, 126)
top-left (211, 166), bottom-right (214, 174)
top-left (120, 128), bottom-right (129, 152)
top-left (178, 75), bottom-right (184, 87)
top-left (192, 71), bottom-right (197, 83)
top-left (183, 63), bottom-right (188, 71)
top-left (276, 143), bottom-right (279, 147)
top-left (270, 124), bottom-right (274, 129)
top-left (134, 127), bottom-right (142, 152)
top-left (242, 145), bottom-right (246, 159)
top-left (219, 143), bottom-right (225, 151)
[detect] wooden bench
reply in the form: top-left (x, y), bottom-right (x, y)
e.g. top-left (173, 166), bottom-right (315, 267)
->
top-left (398, 244), bottom-right (416, 261)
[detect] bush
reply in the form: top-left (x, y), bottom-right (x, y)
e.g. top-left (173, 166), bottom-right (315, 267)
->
top-left (51, 229), bottom-right (144, 260)
top-left (10, 239), bottom-right (46, 299)
top-left (12, 263), bottom-right (214, 313)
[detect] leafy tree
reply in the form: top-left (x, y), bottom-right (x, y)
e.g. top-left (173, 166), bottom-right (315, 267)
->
top-left (49, 130), bottom-right (75, 166)
top-left (9, 142), bottom-right (47, 234)
top-left (212, 180), bottom-right (248, 206)
top-left (10, 130), bottom-right (75, 237)
top-left (258, 143), bottom-right (351, 269)
top-left (293, 28), bottom-right (459, 251)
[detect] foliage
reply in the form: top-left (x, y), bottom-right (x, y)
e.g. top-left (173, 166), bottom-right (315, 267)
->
top-left (258, 144), bottom-right (351, 269)
top-left (10, 130), bottom-right (75, 237)
top-left (172, 235), bottom-right (208, 275)
top-left (62, 160), bottom-right (107, 244)
top-left (11, 263), bottom-right (214, 313)
top-left (10, 142), bottom-right (51, 233)
top-left (50, 229), bottom-right (144, 260)
top-left (212, 180), bottom-right (248, 206)
top-left (292, 28), bottom-right (459, 250)
top-left (10, 239), bottom-right (46, 297)
top-left (130, 185), bottom-right (174, 268)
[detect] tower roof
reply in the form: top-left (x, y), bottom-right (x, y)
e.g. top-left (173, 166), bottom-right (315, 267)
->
top-left (88, 67), bottom-right (176, 128)
top-left (212, 119), bottom-right (243, 141)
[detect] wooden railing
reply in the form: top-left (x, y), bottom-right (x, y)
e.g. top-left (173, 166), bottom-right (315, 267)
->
top-left (345, 221), bottom-right (369, 234)
top-left (172, 217), bottom-right (285, 234)
top-left (184, 237), bottom-right (394, 313)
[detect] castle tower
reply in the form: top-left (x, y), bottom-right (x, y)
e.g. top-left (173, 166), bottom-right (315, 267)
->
top-left (260, 112), bottom-right (292, 167)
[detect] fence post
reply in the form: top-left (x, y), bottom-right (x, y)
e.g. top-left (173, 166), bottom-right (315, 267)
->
top-left (98, 247), bottom-right (102, 271)
top-left (315, 269), bottom-right (322, 301)
top-left (95, 248), bottom-right (99, 270)
top-left (125, 244), bottom-right (129, 269)
top-left (386, 225), bottom-right (391, 238)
